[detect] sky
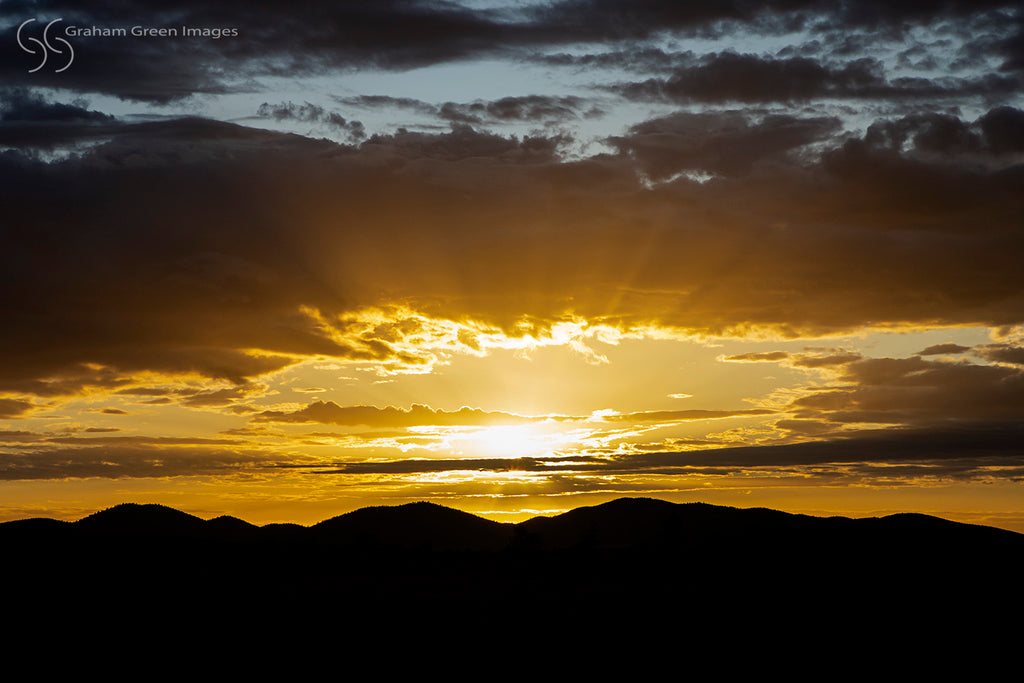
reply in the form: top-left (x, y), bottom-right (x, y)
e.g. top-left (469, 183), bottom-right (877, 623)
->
top-left (2, 0), bottom-right (1024, 529)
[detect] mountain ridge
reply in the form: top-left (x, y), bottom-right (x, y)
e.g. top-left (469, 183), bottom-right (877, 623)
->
top-left (4, 496), bottom-right (1022, 635)
top-left (3, 496), bottom-right (1021, 547)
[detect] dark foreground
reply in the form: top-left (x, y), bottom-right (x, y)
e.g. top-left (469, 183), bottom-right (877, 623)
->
top-left (4, 498), bottom-right (1022, 650)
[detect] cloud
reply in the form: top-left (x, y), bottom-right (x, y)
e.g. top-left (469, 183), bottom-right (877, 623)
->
top-left (0, 398), bottom-right (34, 419)
top-left (7, 435), bottom-right (1019, 485)
top-left (608, 111), bottom-right (839, 179)
top-left (255, 101), bottom-right (365, 140)
top-left (531, 0), bottom-right (1018, 41)
top-left (0, 0), bottom-right (1018, 110)
top-left (180, 385), bottom-right (265, 407)
top-left (253, 401), bottom-right (544, 428)
top-left (978, 107), bottom-right (1024, 153)
top-left (282, 423), bottom-right (1024, 484)
top-left (919, 343), bottom-right (972, 355)
top-left (532, 48), bottom-right (693, 73)
top-left (722, 351), bottom-right (792, 362)
top-left (333, 95), bottom-right (439, 114)
top-left (439, 96), bottom-right (592, 124)
top-left (977, 343), bottom-right (1024, 365)
top-left (605, 409), bottom-right (774, 422)
top-left (722, 349), bottom-right (862, 367)
top-left (2, 104), bottom-right (1024, 397)
top-left (0, 443), bottom-right (278, 480)
top-left (0, 1), bottom-right (535, 102)
top-left (615, 52), bottom-right (1020, 104)
top-left (0, 88), bottom-right (121, 150)
top-left (855, 107), bottom-right (1024, 162)
top-left (0, 430), bottom-right (40, 443)
top-left (0, 88), bottom-right (112, 123)
top-left (2, 0), bottom-right (1016, 105)
top-left (333, 93), bottom-right (595, 133)
top-left (617, 54), bottom-right (889, 103)
top-left (775, 353), bottom-right (1024, 432)
top-left (791, 351), bottom-right (863, 368)
top-left (362, 123), bottom-right (564, 161)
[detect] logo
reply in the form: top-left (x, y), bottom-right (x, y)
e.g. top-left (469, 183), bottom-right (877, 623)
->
top-left (17, 18), bottom-right (74, 73)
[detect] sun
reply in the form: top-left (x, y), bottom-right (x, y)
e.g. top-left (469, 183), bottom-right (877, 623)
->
top-left (463, 424), bottom-right (551, 458)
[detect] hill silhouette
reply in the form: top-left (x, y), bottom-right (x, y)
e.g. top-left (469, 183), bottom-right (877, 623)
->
top-left (311, 500), bottom-right (513, 551)
top-left (75, 502), bottom-right (208, 537)
top-left (5, 496), bottom-right (1022, 558)
top-left (3, 497), bottom-right (1022, 642)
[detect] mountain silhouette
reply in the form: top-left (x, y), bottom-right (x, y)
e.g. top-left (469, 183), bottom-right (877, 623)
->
top-left (4, 497), bottom-right (1022, 643)
top-left (75, 502), bottom-right (208, 537)
top-left (5, 496), bottom-right (1021, 557)
top-left (312, 500), bottom-right (512, 551)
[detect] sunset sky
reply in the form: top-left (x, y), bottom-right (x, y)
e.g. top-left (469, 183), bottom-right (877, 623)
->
top-left (2, 0), bottom-right (1024, 529)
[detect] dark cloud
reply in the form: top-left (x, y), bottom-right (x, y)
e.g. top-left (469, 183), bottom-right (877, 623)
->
top-left (2, 15), bottom-right (239, 103)
top-left (255, 101), bottom-right (365, 140)
top-left (815, 110), bottom-right (1024, 241)
top-left (791, 351), bottom-right (863, 368)
top-left (618, 54), bottom-right (888, 103)
top-left (606, 409), bottom-right (774, 422)
top-left (919, 343), bottom-right (972, 355)
top-left (0, 430), bottom-right (39, 443)
top-left (723, 351), bottom-right (791, 362)
top-left (615, 52), bottom-right (1020, 104)
top-left (252, 401), bottom-right (773, 437)
top-left (0, 88), bottom-right (120, 150)
top-left (830, 0), bottom-right (1016, 25)
top-left (978, 106), bottom-right (1024, 153)
top-left (532, 0), bottom-right (1019, 41)
top-left (857, 107), bottom-right (1024, 160)
top-left (0, 443), bottom-right (276, 480)
top-left (44, 435), bottom-right (241, 446)
top-left (780, 354), bottom-right (1024, 430)
top-left (2, 106), bottom-right (1024, 396)
top-left (528, 0), bottom-right (771, 37)
top-left (608, 111), bottom-right (839, 178)
top-left (0, 88), bottom-right (111, 122)
top-left (253, 401), bottom-right (543, 428)
top-left (1000, 16), bottom-right (1024, 72)
top-left (0, 398), bottom-right (34, 419)
top-left (0, 1), bottom-right (531, 102)
top-left (724, 349), bottom-right (863, 367)
top-left (977, 343), bottom-right (1024, 365)
top-left (2, 0), bottom-right (1018, 105)
top-left (180, 385), bottom-right (264, 407)
top-left (284, 423), bottom-right (1024, 482)
top-left (333, 95), bottom-right (439, 114)
top-left (0, 119), bottom-right (438, 392)
top-left (334, 93), bottom-right (595, 130)
top-left (532, 48), bottom-right (693, 73)
top-left (106, 383), bottom-right (264, 408)
top-left (362, 123), bottom-right (564, 161)
top-left (439, 95), bottom-right (591, 124)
